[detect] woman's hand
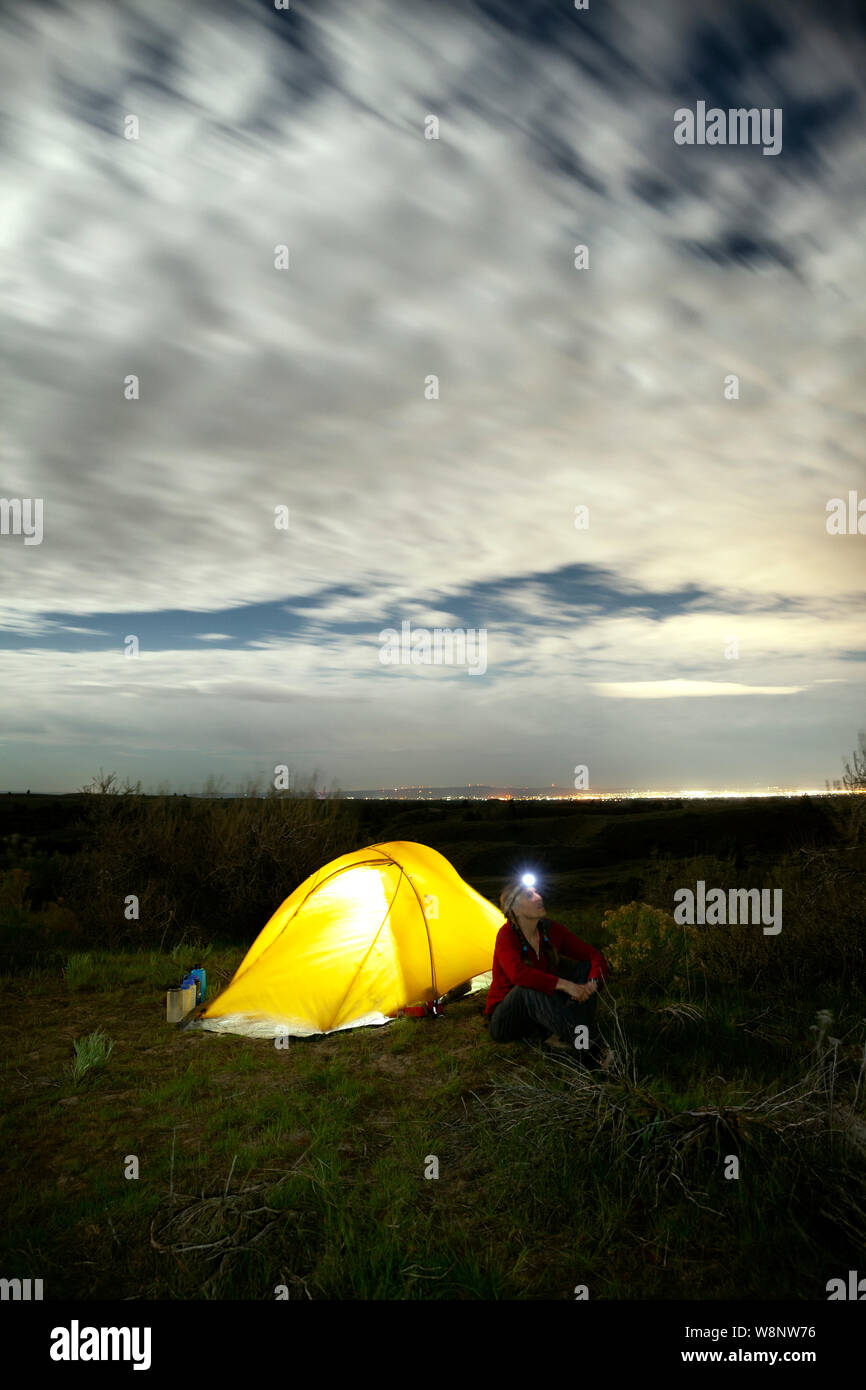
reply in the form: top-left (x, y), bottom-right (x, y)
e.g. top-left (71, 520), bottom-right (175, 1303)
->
top-left (559, 978), bottom-right (598, 1002)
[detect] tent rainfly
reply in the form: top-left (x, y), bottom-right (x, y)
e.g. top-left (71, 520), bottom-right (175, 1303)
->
top-left (196, 841), bottom-right (502, 1039)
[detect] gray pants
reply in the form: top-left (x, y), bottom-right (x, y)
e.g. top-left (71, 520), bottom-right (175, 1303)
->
top-left (488, 956), bottom-right (602, 1050)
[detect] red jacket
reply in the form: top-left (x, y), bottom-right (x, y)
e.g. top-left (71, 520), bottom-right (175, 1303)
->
top-left (485, 919), bottom-right (608, 1015)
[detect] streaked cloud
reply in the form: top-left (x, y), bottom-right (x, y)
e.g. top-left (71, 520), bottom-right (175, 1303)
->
top-left (593, 680), bottom-right (807, 699)
top-left (1, 0), bottom-right (863, 790)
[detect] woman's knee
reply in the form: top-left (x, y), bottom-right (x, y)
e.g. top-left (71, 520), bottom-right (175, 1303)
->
top-left (489, 990), bottom-right (537, 1042)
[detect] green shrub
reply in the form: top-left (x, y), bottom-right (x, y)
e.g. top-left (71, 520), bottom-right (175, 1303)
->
top-left (0, 868), bottom-right (81, 966)
top-left (637, 837), bottom-right (866, 994)
top-left (65, 788), bottom-right (361, 951)
top-left (0, 866), bottom-right (29, 917)
top-left (602, 901), bottom-right (697, 994)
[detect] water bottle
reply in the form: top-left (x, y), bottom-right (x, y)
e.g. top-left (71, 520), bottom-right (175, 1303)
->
top-left (181, 975), bottom-right (198, 1012)
top-left (166, 988), bottom-right (184, 1023)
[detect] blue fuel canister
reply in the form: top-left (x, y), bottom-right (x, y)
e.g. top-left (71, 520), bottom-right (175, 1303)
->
top-left (188, 966), bottom-right (206, 1003)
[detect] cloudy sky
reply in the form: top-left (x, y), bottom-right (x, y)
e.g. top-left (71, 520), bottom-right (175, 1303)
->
top-left (1, 0), bottom-right (864, 794)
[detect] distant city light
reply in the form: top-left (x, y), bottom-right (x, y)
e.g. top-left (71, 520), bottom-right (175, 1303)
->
top-left (346, 785), bottom-right (860, 801)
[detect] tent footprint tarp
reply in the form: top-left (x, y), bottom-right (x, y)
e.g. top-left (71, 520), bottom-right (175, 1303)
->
top-left (195, 841), bottom-right (502, 1039)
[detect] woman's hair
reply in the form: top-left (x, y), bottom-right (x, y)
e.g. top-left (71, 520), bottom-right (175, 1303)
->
top-left (499, 879), bottom-right (559, 970)
top-left (499, 880), bottom-right (525, 920)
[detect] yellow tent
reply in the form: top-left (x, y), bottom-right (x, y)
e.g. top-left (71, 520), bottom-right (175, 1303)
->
top-left (196, 841), bottom-right (502, 1039)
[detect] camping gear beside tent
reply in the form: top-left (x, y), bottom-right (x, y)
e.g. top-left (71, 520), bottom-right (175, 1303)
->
top-left (166, 988), bottom-right (184, 1023)
top-left (196, 841), bottom-right (502, 1040)
top-left (166, 984), bottom-right (196, 1022)
top-left (188, 965), bottom-right (206, 1002)
top-left (394, 999), bottom-right (446, 1019)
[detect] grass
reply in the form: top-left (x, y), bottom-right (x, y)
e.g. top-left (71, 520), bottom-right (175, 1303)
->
top-left (70, 1027), bottom-right (115, 1083)
top-left (60, 948), bottom-right (219, 994)
top-left (1, 790), bottom-right (864, 1298)
top-left (2, 945), bottom-right (865, 1300)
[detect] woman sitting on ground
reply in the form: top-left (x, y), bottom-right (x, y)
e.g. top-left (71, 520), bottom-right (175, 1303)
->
top-left (485, 877), bottom-right (609, 1067)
